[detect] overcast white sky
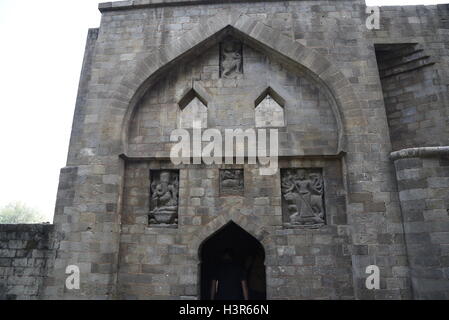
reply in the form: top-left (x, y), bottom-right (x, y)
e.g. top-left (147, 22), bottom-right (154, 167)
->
top-left (0, 0), bottom-right (447, 223)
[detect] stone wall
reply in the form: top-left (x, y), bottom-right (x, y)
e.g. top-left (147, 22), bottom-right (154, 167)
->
top-left (0, 224), bottom-right (55, 300)
top-left (391, 148), bottom-right (449, 299)
top-left (370, 5), bottom-right (449, 150)
top-left (369, 4), bottom-right (449, 299)
top-left (118, 158), bottom-right (353, 299)
top-left (39, 0), bottom-right (449, 300)
top-left (47, 0), bottom-right (408, 299)
top-left (375, 43), bottom-right (446, 151)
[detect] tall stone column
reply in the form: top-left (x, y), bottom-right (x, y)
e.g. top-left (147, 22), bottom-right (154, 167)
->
top-left (391, 147), bottom-right (449, 299)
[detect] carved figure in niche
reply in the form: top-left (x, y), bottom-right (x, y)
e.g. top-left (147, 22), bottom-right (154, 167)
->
top-left (220, 40), bottom-right (243, 79)
top-left (150, 170), bottom-right (179, 225)
top-left (281, 169), bottom-right (325, 227)
top-left (220, 169), bottom-right (244, 195)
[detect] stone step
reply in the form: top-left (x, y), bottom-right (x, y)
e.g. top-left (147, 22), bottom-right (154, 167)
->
top-left (376, 43), bottom-right (435, 79)
top-left (380, 57), bottom-right (435, 79)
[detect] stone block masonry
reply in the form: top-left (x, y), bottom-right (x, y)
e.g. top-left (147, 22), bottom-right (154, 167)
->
top-left (0, 224), bottom-right (55, 300)
top-left (46, 0), bottom-right (449, 299)
top-left (2, 0), bottom-right (449, 300)
top-left (391, 147), bottom-right (449, 299)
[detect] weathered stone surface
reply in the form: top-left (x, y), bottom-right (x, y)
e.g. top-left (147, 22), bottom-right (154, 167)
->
top-left (220, 169), bottom-right (244, 195)
top-left (2, 0), bottom-right (449, 300)
top-left (393, 152), bottom-right (449, 299)
top-left (149, 170), bottom-right (179, 226)
top-left (0, 225), bottom-right (55, 300)
top-left (281, 168), bottom-right (325, 228)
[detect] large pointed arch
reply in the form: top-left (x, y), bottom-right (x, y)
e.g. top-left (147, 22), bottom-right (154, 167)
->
top-left (184, 212), bottom-right (274, 299)
top-left (198, 220), bottom-right (267, 300)
top-left (112, 8), bottom-right (366, 155)
top-left (184, 210), bottom-right (274, 264)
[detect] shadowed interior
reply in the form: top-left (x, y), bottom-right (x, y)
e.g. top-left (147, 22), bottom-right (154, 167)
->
top-left (199, 221), bottom-right (266, 300)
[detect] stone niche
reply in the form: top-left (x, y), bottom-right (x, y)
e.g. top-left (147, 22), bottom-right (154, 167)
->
top-left (149, 169), bottom-right (179, 227)
top-left (220, 169), bottom-right (244, 196)
top-left (281, 168), bottom-right (326, 228)
top-left (219, 37), bottom-right (243, 79)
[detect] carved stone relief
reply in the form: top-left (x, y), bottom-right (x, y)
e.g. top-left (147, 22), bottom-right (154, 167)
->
top-left (149, 170), bottom-right (179, 226)
top-left (220, 169), bottom-right (244, 195)
top-left (219, 38), bottom-right (243, 79)
top-left (281, 169), bottom-right (325, 228)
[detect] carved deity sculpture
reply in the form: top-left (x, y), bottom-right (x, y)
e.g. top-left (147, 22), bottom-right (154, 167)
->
top-left (220, 169), bottom-right (244, 195)
top-left (149, 170), bottom-right (179, 225)
top-left (220, 39), bottom-right (243, 79)
top-left (281, 169), bottom-right (325, 227)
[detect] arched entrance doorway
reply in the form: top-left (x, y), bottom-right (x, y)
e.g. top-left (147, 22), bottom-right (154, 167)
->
top-left (199, 221), bottom-right (266, 300)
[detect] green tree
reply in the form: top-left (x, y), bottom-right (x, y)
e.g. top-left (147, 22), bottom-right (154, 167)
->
top-left (0, 202), bottom-right (47, 224)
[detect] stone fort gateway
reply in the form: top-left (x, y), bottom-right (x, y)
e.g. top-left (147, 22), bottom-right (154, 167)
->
top-left (1, 0), bottom-right (449, 300)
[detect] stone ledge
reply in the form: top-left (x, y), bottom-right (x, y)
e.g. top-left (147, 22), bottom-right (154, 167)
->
top-left (390, 146), bottom-right (449, 161)
top-left (98, 0), bottom-right (327, 12)
top-left (0, 224), bottom-right (54, 232)
top-left (97, 1), bottom-right (448, 13)
top-left (119, 152), bottom-right (345, 162)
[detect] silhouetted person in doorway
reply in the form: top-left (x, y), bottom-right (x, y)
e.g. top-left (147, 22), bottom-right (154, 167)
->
top-left (245, 254), bottom-right (266, 300)
top-left (210, 248), bottom-right (249, 300)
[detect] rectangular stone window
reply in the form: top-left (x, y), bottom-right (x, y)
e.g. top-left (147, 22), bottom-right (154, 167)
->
top-left (280, 168), bottom-right (326, 228)
top-left (149, 169), bottom-right (179, 227)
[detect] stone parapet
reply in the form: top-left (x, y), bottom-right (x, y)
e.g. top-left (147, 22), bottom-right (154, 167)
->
top-left (390, 146), bottom-right (449, 161)
top-left (98, 0), bottom-right (360, 12)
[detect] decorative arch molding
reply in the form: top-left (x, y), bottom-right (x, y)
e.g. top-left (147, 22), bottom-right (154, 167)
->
top-left (252, 84), bottom-right (288, 128)
top-left (176, 81), bottom-right (212, 109)
top-left (185, 212), bottom-right (275, 265)
top-left (115, 8), bottom-right (365, 155)
top-left (251, 84), bottom-right (290, 109)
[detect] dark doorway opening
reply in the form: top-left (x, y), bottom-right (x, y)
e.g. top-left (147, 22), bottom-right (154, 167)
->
top-left (199, 221), bottom-right (266, 300)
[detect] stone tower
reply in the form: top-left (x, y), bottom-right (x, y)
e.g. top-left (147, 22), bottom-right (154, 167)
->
top-left (1, 0), bottom-right (448, 300)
